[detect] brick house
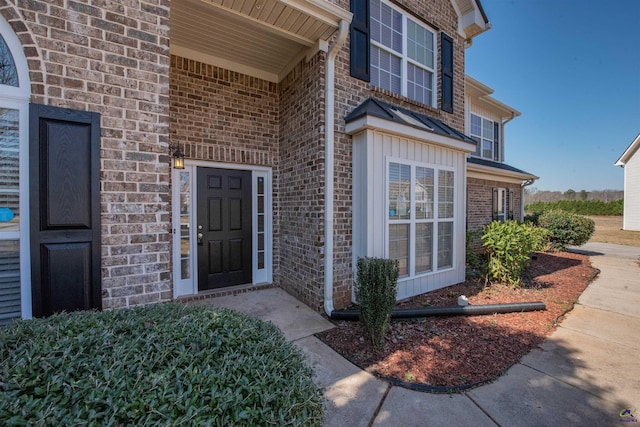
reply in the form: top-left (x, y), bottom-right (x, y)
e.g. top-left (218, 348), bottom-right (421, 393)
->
top-left (464, 75), bottom-right (537, 236)
top-left (0, 0), bottom-right (535, 324)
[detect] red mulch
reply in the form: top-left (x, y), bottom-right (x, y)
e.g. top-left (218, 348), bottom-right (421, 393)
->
top-left (315, 251), bottom-right (599, 389)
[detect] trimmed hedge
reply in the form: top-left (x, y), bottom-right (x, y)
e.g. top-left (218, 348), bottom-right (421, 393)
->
top-left (525, 199), bottom-right (623, 216)
top-left (354, 257), bottom-right (399, 348)
top-left (0, 303), bottom-right (323, 426)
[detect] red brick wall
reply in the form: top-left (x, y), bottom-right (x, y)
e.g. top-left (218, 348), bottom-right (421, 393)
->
top-left (277, 55), bottom-right (328, 310)
top-left (467, 177), bottom-right (523, 232)
top-left (1, 0), bottom-right (171, 309)
top-left (169, 55), bottom-right (281, 281)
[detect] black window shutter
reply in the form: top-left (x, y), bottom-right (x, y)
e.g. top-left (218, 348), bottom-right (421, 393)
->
top-left (441, 33), bottom-right (454, 113)
top-left (492, 188), bottom-right (499, 221)
top-left (494, 122), bottom-right (500, 161)
top-left (350, 0), bottom-right (370, 81)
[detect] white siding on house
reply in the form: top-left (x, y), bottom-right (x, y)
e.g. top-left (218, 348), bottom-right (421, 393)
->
top-left (353, 129), bottom-right (467, 302)
top-left (469, 104), bottom-right (501, 123)
top-left (623, 148), bottom-right (640, 231)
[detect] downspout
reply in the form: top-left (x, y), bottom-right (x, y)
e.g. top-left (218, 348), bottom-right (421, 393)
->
top-left (324, 20), bottom-right (350, 317)
top-left (521, 179), bottom-right (535, 219)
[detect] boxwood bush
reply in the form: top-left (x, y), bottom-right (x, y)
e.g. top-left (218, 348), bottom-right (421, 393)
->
top-left (538, 210), bottom-right (595, 250)
top-left (0, 303), bottom-right (323, 426)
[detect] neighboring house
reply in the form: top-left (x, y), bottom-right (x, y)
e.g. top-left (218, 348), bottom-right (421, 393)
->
top-left (615, 134), bottom-right (640, 231)
top-left (0, 0), bottom-right (536, 325)
top-left (464, 75), bottom-right (538, 235)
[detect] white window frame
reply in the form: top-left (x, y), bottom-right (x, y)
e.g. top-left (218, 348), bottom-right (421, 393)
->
top-left (1, 15), bottom-right (31, 320)
top-left (385, 157), bottom-right (455, 280)
top-left (370, 0), bottom-right (437, 107)
top-left (470, 113), bottom-right (499, 161)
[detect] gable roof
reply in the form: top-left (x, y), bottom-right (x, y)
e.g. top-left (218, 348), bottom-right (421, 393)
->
top-left (615, 133), bottom-right (640, 166)
top-left (345, 98), bottom-right (476, 145)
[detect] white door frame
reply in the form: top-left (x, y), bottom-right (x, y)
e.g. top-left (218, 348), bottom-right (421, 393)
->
top-left (171, 160), bottom-right (273, 298)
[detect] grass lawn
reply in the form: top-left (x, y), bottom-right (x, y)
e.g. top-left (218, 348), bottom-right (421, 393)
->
top-left (588, 216), bottom-right (640, 246)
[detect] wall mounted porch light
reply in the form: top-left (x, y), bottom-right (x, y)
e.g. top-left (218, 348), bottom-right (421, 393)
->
top-left (169, 143), bottom-right (185, 169)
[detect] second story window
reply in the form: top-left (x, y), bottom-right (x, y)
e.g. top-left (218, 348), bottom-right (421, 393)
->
top-left (370, 0), bottom-right (435, 107)
top-left (470, 113), bottom-right (500, 161)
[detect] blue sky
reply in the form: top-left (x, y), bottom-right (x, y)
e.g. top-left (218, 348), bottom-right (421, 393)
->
top-left (466, 0), bottom-right (640, 191)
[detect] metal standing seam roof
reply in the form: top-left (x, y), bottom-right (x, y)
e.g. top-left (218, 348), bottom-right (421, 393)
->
top-left (467, 156), bottom-right (537, 177)
top-left (344, 98), bottom-right (477, 145)
top-left (344, 97), bottom-right (537, 179)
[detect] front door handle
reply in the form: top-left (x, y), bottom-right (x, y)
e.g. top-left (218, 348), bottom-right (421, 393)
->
top-left (197, 225), bottom-right (203, 245)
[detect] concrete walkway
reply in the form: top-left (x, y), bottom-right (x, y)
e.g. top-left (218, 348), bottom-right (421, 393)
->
top-left (192, 242), bottom-right (640, 426)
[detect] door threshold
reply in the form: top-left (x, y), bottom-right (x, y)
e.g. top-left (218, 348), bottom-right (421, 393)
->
top-left (178, 283), bottom-right (274, 303)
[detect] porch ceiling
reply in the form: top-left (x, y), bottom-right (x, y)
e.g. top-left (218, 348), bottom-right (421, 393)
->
top-left (171, 0), bottom-right (352, 82)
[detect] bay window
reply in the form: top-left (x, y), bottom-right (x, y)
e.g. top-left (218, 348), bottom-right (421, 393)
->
top-left (388, 160), bottom-right (454, 278)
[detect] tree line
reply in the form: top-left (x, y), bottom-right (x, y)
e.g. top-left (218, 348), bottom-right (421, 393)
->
top-left (524, 188), bottom-right (623, 204)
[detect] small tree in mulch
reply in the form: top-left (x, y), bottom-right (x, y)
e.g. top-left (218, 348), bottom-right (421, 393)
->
top-left (538, 210), bottom-right (595, 250)
top-left (482, 220), bottom-right (548, 286)
top-left (354, 257), bottom-right (399, 348)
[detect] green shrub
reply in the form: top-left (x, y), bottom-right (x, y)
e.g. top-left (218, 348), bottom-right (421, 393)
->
top-left (539, 210), bottom-right (595, 250)
top-left (525, 199), bottom-right (623, 216)
top-left (466, 230), bottom-right (484, 278)
top-left (482, 220), bottom-right (548, 286)
top-left (0, 303), bottom-right (323, 426)
top-left (354, 257), bottom-right (399, 348)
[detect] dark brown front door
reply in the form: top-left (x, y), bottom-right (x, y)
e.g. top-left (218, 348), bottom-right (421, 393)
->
top-left (197, 168), bottom-right (252, 290)
top-left (29, 104), bottom-right (101, 317)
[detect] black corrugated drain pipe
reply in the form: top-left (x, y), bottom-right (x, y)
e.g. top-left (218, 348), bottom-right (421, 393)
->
top-left (330, 301), bottom-right (546, 321)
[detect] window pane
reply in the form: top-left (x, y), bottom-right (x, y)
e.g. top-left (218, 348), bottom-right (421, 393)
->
top-left (0, 34), bottom-right (19, 87)
top-left (257, 176), bottom-right (264, 195)
top-left (179, 171), bottom-right (191, 280)
top-left (497, 188), bottom-right (506, 219)
top-left (389, 163), bottom-right (411, 220)
top-left (389, 223), bottom-right (409, 277)
top-left (437, 222), bottom-right (453, 269)
top-left (0, 239), bottom-right (20, 325)
top-left (415, 166), bottom-right (433, 219)
top-left (415, 223), bottom-right (433, 273)
top-left (407, 64), bottom-right (433, 106)
top-left (371, 0), bottom-right (402, 53)
top-left (483, 118), bottom-right (494, 140)
top-left (0, 108), bottom-right (19, 233)
top-left (438, 170), bottom-right (454, 218)
top-left (371, 47), bottom-right (402, 94)
top-left (470, 114), bottom-right (481, 137)
top-left (482, 139), bottom-right (493, 159)
top-left (407, 19), bottom-right (434, 69)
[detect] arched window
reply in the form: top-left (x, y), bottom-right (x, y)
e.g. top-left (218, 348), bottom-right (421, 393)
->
top-left (0, 33), bottom-right (19, 86)
top-left (0, 14), bottom-right (31, 323)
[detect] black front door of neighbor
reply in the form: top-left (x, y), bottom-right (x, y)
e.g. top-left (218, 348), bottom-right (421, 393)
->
top-left (29, 104), bottom-right (101, 317)
top-left (197, 168), bottom-right (252, 290)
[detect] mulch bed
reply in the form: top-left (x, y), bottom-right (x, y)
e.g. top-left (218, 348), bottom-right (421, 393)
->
top-left (315, 251), bottom-right (599, 391)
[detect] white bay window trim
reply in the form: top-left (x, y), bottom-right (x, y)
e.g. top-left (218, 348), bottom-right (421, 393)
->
top-left (385, 157), bottom-right (455, 280)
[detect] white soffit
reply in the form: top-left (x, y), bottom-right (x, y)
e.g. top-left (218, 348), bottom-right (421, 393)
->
top-left (171, 0), bottom-right (351, 82)
top-left (466, 75), bottom-right (521, 119)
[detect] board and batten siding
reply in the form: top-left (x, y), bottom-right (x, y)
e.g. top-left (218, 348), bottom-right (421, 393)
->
top-left (623, 149), bottom-right (640, 231)
top-left (352, 129), bottom-right (467, 302)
